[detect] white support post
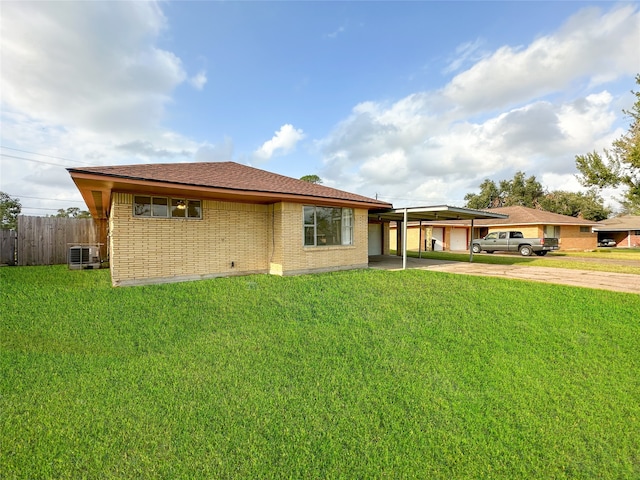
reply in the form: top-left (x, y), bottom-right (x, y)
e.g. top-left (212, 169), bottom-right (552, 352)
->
top-left (469, 218), bottom-right (474, 262)
top-left (418, 220), bottom-right (422, 258)
top-left (403, 208), bottom-right (408, 270)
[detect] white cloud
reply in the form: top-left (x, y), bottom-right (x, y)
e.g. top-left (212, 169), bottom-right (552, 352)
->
top-left (443, 38), bottom-right (487, 74)
top-left (0, 1), bottom-right (186, 136)
top-left (0, 1), bottom-right (201, 215)
top-left (319, 4), bottom-right (639, 209)
top-left (254, 124), bottom-right (305, 161)
top-left (441, 5), bottom-right (639, 114)
top-left (189, 71), bottom-right (208, 90)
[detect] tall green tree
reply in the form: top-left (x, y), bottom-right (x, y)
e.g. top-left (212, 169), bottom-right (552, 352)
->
top-left (538, 189), bottom-right (611, 221)
top-left (0, 192), bottom-right (21, 229)
top-left (499, 171), bottom-right (545, 207)
top-left (464, 171), bottom-right (544, 209)
top-left (464, 173), bottom-right (610, 221)
top-left (576, 74), bottom-right (640, 214)
top-left (464, 179), bottom-right (501, 209)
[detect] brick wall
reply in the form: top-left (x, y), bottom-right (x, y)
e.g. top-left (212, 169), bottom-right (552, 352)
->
top-left (109, 194), bottom-right (370, 286)
top-left (556, 225), bottom-right (597, 250)
top-left (271, 203), bottom-right (369, 275)
top-left (110, 193), bottom-right (269, 286)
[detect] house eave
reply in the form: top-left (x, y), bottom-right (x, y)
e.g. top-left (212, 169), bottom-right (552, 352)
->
top-left (69, 171), bottom-right (392, 219)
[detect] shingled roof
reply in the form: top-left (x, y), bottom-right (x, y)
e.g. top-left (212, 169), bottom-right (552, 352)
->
top-left (594, 215), bottom-right (640, 231)
top-left (474, 206), bottom-right (599, 226)
top-left (421, 205), bottom-right (598, 226)
top-left (68, 161), bottom-right (391, 218)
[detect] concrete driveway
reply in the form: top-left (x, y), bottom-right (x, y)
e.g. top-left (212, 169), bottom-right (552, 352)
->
top-left (368, 255), bottom-right (640, 294)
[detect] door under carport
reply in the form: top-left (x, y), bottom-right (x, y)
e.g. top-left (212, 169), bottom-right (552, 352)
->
top-left (450, 228), bottom-right (468, 251)
top-left (368, 223), bottom-right (382, 255)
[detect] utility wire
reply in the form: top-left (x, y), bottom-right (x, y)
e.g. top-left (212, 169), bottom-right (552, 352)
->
top-left (21, 206), bottom-right (65, 211)
top-left (0, 145), bottom-right (100, 166)
top-left (4, 193), bottom-right (85, 203)
top-left (1, 153), bottom-right (76, 167)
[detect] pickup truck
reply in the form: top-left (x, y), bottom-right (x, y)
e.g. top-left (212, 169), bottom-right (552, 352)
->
top-left (470, 231), bottom-right (559, 256)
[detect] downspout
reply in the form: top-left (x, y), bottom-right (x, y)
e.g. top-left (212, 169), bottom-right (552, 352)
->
top-left (403, 208), bottom-right (408, 270)
top-left (418, 220), bottom-right (422, 259)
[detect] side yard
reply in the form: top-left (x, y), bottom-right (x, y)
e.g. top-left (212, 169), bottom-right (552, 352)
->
top-left (1, 266), bottom-right (639, 478)
top-left (399, 249), bottom-right (640, 275)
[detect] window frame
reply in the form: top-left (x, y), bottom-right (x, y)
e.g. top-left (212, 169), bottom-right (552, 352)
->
top-left (133, 195), bottom-right (202, 220)
top-left (303, 205), bottom-right (354, 247)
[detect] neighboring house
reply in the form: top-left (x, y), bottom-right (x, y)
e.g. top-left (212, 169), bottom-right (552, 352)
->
top-left (68, 162), bottom-right (392, 286)
top-left (391, 206), bottom-right (598, 252)
top-left (594, 215), bottom-right (640, 248)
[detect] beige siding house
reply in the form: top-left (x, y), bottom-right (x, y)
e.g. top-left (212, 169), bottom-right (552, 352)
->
top-left (391, 206), bottom-right (599, 252)
top-left (69, 162), bottom-right (391, 286)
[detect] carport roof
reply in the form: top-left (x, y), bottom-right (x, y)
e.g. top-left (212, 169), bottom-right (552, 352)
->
top-left (593, 215), bottom-right (640, 231)
top-left (369, 205), bottom-right (509, 222)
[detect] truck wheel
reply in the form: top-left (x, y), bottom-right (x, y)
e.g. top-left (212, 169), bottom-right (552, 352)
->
top-left (471, 244), bottom-right (482, 254)
top-left (519, 245), bottom-right (533, 257)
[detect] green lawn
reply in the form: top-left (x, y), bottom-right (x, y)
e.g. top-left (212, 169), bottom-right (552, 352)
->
top-left (396, 249), bottom-right (640, 275)
top-left (1, 266), bottom-right (639, 479)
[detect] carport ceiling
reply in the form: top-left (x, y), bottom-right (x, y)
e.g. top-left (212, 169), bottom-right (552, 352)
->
top-left (369, 205), bottom-right (509, 222)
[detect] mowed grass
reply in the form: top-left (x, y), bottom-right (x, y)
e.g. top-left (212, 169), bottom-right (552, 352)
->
top-left (399, 249), bottom-right (640, 275)
top-left (1, 266), bottom-right (639, 479)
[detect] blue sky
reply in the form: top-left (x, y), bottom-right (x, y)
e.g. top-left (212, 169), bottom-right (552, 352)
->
top-left (1, 1), bottom-right (638, 215)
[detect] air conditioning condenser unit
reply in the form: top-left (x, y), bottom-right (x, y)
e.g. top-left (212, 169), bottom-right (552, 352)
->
top-left (68, 245), bottom-right (101, 270)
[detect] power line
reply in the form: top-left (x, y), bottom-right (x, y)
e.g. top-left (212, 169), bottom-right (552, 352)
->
top-left (0, 145), bottom-right (101, 166)
top-left (1, 153), bottom-right (74, 167)
top-left (4, 193), bottom-right (85, 203)
top-left (21, 206), bottom-right (65, 211)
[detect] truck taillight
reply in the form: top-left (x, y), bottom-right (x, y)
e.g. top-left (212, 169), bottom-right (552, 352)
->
top-left (540, 238), bottom-right (545, 245)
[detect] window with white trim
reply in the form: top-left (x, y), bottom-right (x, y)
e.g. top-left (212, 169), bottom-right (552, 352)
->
top-left (133, 196), bottom-right (202, 219)
top-left (303, 206), bottom-right (353, 246)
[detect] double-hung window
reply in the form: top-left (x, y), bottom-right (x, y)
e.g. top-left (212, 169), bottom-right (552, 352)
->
top-left (303, 206), bottom-right (353, 246)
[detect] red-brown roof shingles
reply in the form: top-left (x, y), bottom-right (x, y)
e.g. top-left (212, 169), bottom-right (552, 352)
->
top-left (420, 205), bottom-right (598, 226)
top-left (68, 161), bottom-right (391, 207)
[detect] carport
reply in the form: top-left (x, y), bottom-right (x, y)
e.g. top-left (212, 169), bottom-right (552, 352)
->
top-left (369, 205), bottom-right (508, 269)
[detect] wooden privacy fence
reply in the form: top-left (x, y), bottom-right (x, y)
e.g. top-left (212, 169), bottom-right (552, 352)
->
top-left (16, 216), bottom-right (101, 266)
top-left (0, 229), bottom-right (17, 265)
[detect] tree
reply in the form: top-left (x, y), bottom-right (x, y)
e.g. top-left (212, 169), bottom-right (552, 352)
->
top-left (464, 179), bottom-right (501, 209)
top-left (538, 189), bottom-right (611, 221)
top-left (300, 174), bottom-right (323, 184)
top-left (499, 171), bottom-right (545, 208)
top-left (576, 74), bottom-right (640, 214)
top-left (464, 172), bottom-right (611, 221)
top-left (54, 207), bottom-right (91, 218)
top-left (0, 191), bottom-right (21, 229)
top-left (464, 171), bottom-right (544, 209)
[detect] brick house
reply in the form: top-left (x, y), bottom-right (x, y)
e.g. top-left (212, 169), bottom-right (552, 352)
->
top-left (68, 162), bottom-right (392, 286)
top-left (390, 205), bottom-right (598, 252)
top-left (594, 215), bottom-right (640, 248)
